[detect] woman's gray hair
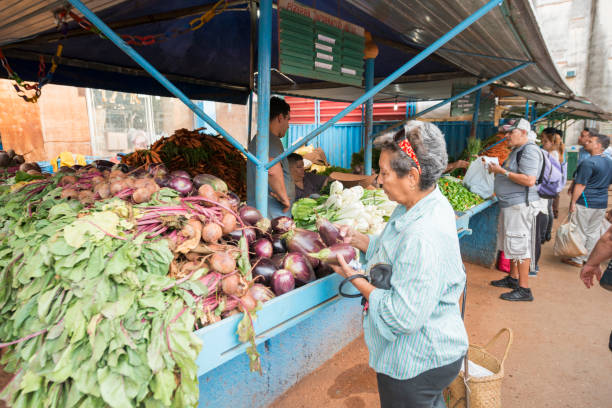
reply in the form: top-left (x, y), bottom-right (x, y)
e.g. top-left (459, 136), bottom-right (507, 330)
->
top-left (374, 121), bottom-right (448, 190)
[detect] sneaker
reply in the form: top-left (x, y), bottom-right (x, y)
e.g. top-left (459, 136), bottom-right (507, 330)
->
top-left (529, 266), bottom-right (539, 277)
top-left (490, 276), bottom-right (519, 289)
top-left (500, 287), bottom-right (533, 302)
top-left (609, 331), bottom-right (612, 353)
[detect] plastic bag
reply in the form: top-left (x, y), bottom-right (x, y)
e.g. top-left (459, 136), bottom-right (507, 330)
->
top-left (497, 251), bottom-right (510, 273)
top-left (463, 157), bottom-right (496, 198)
top-left (553, 214), bottom-right (587, 258)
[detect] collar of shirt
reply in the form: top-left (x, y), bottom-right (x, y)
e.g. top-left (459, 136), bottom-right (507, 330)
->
top-left (389, 187), bottom-right (442, 232)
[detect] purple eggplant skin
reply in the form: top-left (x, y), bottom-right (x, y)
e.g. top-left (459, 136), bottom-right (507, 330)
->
top-left (271, 235), bottom-right (287, 254)
top-left (252, 238), bottom-right (273, 259)
top-left (316, 217), bottom-right (342, 247)
top-left (225, 227), bottom-right (256, 244)
top-left (282, 228), bottom-right (326, 267)
top-left (310, 244), bottom-right (357, 266)
top-left (270, 253), bottom-right (286, 269)
top-left (239, 205), bottom-right (263, 226)
top-left (272, 269), bottom-right (295, 296)
top-left (315, 262), bottom-right (334, 279)
top-left (252, 258), bottom-right (277, 285)
top-left (283, 252), bottom-right (315, 286)
top-left (271, 216), bottom-right (295, 234)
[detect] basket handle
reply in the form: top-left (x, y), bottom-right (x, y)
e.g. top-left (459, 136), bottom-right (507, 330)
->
top-left (483, 328), bottom-right (513, 366)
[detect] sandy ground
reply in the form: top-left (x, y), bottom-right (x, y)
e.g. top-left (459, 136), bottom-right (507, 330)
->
top-left (271, 192), bottom-right (612, 408)
top-left (1, 193), bottom-right (610, 408)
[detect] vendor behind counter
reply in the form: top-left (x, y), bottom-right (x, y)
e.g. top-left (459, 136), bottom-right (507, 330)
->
top-left (287, 153), bottom-right (328, 200)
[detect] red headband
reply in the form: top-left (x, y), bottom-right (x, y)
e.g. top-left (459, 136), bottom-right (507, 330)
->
top-left (398, 138), bottom-right (421, 174)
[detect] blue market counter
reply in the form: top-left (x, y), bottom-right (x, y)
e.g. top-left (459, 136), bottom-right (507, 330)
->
top-left (196, 198), bottom-right (499, 407)
top-left (457, 198), bottom-right (500, 267)
top-left (195, 274), bottom-right (362, 408)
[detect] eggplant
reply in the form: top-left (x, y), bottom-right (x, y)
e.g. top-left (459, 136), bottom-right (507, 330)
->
top-left (93, 159), bottom-right (115, 170)
top-left (315, 263), bottom-right (334, 279)
top-left (252, 238), bottom-right (273, 259)
top-left (225, 191), bottom-right (241, 209)
top-left (239, 205), bottom-right (263, 226)
top-left (270, 253), bottom-right (286, 269)
top-left (0, 152), bottom-right (9, 167)
top-left (309, 244), bottom-right (357, 266)
top-left (113, 163), bottom-right (130, 173)
top-left (6, 149), bottom-right (15, 159)
top-left (170, 170), bottom-right (191, 179)
top-left (282, 252), bottom-right (315, 286)
top-left (193, 174), bottom-right (228, 193)
top-left (225, 227), bottom-right (256, 244)
top-left (252, 258), bottom-right (277, 285)
top-left (19, 162), bottom-right (41, 173)
top-left (271, 235), bottom-right (287, 254)
top-left (168, 176), bottom-right (194, 196)
top-left (271, 216), bottom-right (295, 234)
top-left (282, 228), bottom-right (326, 267)
top-left (272, 269), bottom-right (295, 295)
top-left (255, 217), bottom-right (271, 235)
top-left (316, 217), bottom-right (342, 246)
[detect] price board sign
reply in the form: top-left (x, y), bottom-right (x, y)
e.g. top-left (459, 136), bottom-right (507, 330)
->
top-left (278, 0), bottom-right (365, 87)
top-left (450, 83), bottom-right (496, 121)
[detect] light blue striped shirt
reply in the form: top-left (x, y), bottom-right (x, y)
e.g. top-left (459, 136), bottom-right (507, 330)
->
top-left (363, 186), bottom-right (468, 380)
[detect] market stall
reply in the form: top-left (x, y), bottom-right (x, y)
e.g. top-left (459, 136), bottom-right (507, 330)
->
top-left (1, 0), bottom-right (606, 407)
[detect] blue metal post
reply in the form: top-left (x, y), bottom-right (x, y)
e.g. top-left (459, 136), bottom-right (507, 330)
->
top-left (364, 58), bottom-right (375, 175)
top-left (524, 100), bottom-right (530, 119)
top-left (531, 104), bottom-right (537, 123)
top-left (255, 0), bottom-right (272, 217)
top-left (369, 62), bottom-right (531, 139)
top-left (267, 0), bottom-right (505, 169)
top-left (66, 0), bottom-right (259, 165)
top-left (470, 87), bottom-right (482, 138)
top-left (531, 100), bottom-right (569, 124)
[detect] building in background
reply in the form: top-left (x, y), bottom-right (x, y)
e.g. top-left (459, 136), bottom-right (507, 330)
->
top-left (533, 0), bottom-right (612, 141)
top-left (0, 80), bottom-right (251, 162)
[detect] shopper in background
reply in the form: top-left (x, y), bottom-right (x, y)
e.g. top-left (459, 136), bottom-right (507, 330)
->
top-left (577, 127), bottom-right (596, 165)
top-left (530, 130), bottom-right (548, 276)
top-left (287, 153), bottom-right (329, 200)
top-left (333, 121), bottom-right (467, 408)
top-left (563, 133), bottom-right (612, 267)
top-left (540, 128), bottom-right (565, 243)
top-left (488, 118), bottom-right (542, 301)
top-left (246, 97), bottom-right (295, 218)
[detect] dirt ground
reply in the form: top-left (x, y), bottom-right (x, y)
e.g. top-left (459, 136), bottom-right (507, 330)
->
top-left (271, 192), bottom-right (612, 408)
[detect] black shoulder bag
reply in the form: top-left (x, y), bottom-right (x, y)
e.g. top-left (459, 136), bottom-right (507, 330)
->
top-left (338, 263), bottom-right (393, 305)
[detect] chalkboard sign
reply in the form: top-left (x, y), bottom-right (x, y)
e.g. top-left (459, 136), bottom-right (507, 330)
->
top-left (278, 0), bottom-right (365, 87)
top-left (450, 83), bottom-right (496, 121)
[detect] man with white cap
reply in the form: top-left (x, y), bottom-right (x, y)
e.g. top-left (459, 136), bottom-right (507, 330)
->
top-left (487, 118), bottom-right (543, 301)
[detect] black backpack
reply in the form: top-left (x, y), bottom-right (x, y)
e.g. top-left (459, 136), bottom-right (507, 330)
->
top-left (514, 143), bottom-right (546, 205)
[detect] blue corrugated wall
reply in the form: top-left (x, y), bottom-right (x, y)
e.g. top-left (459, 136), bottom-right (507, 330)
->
top-left (284, 121), bottom-right (499, 168)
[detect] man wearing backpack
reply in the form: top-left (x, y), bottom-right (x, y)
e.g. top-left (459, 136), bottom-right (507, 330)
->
top-left (487, 119), bottom-right (543, 301)
top-left (563, 133), bottom-right (612, 267)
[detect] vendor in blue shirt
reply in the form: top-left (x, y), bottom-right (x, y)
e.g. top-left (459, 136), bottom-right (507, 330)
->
top-left (563, 133), bottom-right (612, 267)
top-left (331, 121), bottom-right (468, 408)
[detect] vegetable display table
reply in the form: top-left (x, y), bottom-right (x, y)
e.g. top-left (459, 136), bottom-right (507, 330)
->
top-left (196, 274), bottom-right (362, 408)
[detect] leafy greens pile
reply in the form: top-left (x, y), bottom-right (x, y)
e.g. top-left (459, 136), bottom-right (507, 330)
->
top-left (437, 176), bottom-right (484, 212)
top-left (0, 176), bottom-right (206, 407)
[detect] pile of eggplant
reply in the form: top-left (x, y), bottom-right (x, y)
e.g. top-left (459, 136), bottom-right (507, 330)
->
top-left (238, 206), bottom-right (357, 296)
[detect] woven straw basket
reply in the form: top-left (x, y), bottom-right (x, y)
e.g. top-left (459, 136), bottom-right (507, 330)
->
top-left (445, 328), bottom-right (513, 408)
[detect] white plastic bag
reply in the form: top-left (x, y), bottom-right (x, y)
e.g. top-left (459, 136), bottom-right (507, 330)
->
top-left (553, 214), bottom-right (587, 258)
top-left (462, 157), bottom-right (497, 198)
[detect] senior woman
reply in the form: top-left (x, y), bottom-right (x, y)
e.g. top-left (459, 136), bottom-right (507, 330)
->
top-left (334, 121), bottom-right (468, 408)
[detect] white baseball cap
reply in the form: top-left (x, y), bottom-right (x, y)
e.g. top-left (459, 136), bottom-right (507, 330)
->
top-left (502, 118), bottom-right (531, 133)
top-left (528, 130), bottom-right (540, 143)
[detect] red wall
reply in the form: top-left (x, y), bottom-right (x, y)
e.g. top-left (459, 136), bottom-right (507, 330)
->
top-left (285, 96), bottom-right (406, 124)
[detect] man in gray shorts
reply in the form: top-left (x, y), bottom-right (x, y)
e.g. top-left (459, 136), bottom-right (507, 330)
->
top-left (487, 118), bottom-right (542, 301)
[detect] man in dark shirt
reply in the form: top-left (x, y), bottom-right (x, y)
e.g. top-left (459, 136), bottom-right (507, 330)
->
top-left (563, 133), bottom-right (612, 267)
top-left (287, 153), bottom-right (328, 200)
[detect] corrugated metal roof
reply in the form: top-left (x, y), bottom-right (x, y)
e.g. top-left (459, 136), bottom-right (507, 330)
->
top-left (0, 0), bottom-right (128, 46)
top-left (493, 85), bottom-right (612, 121)
top-left (345, 0), bottom-right (572, 95)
